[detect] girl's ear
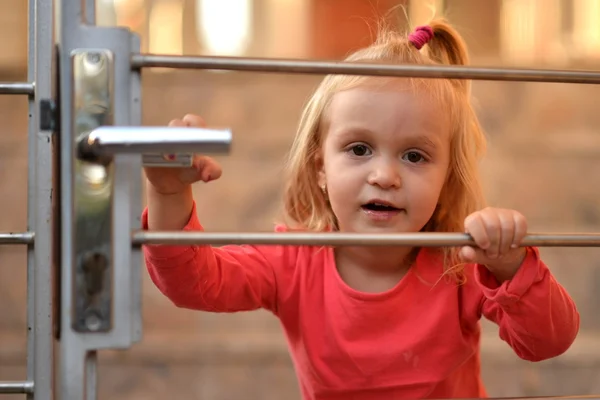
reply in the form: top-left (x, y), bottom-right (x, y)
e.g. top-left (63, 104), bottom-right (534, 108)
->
top-left (315, 151), bottom-right (327, 190)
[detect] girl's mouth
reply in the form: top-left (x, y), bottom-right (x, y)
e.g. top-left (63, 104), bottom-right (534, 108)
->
top-left (361, 202), bottom-right (404, 221)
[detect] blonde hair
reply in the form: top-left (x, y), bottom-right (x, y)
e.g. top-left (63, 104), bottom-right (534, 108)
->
top-left (280, 17), bottom-right (487, 281)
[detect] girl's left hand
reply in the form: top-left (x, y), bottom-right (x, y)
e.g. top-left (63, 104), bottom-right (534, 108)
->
top-left (460, 207), bottom-right (528, 282)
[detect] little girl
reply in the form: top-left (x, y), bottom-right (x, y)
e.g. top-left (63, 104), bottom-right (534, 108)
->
top-left (142, 18), bottom-right (580, 399)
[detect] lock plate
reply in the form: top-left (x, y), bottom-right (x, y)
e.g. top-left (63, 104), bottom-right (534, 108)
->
top-left (71, 49), bottom-right (114, 333)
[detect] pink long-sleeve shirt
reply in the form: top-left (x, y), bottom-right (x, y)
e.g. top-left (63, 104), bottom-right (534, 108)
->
top-left (142, 203), bottom-right (580, 399)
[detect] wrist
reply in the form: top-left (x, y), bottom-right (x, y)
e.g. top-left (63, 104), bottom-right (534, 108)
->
top-left (484, 247), bottom-right (527, 283)
top-left (146, 183), bottom-right (194, 231)
top-left (146, 179), bottom-right (192, 197)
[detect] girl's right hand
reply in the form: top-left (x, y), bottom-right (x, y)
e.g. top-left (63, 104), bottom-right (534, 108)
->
top-left (143, 114), bottom-right (223, 195)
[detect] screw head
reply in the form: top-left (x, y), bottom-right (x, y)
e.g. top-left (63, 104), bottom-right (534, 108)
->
top-left (84, 311), bottom-right (102, 331)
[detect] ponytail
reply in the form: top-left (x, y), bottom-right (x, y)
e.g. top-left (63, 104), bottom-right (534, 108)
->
top-left (423, 19), bottom-right (470, 66)
top-left (408, 18), bottom-right (471, 92)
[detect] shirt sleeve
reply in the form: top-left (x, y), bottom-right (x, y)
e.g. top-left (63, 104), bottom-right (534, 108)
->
top-left (141, 202), bottom-right (297, 315)
top-left (475, 246), bottom-right (580, 361)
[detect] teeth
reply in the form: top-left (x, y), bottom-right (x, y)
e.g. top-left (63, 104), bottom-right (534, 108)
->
top-left (364, 203), bottom-right (396, 210)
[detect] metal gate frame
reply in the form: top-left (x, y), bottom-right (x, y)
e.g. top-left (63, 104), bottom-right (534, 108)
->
top-left (2, 0), bottom-right (600, 399)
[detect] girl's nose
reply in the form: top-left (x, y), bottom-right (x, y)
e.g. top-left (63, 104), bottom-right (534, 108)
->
top-left (367, 160), bottom-right (401, 189)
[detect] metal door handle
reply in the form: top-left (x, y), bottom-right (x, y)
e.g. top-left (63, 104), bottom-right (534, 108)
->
top-left (77, 126), bottom-right (232, 164)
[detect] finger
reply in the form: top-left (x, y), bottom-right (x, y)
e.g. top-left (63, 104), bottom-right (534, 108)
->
top-left (465, 213), bottom-right (491, 251)
top-left (177, 157), bottom-right (218, 183)
top-left (511, 212), bottom-right (528, 249)
top-left (480, 209), bottom-right (501, 259)
top-left (497, 210), bottom-right (516, 256)
top-left (192, 155), bottom-right (222, 182)
top-left (462, 247), bottom-right (494, 265)
top-left (168, 118), bottom-right (186, 127)
top-left (459, 246), bottom-right (477, 263)
top-left (182, 114), bottom-right (207, 128)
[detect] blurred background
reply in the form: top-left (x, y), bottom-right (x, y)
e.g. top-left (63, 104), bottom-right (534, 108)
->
top-left (2, 0), bottom-right (600, 398)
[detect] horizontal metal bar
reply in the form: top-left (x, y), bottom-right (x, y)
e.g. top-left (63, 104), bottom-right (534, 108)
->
top-left (0, 232), bottom-right (35, 244)
top-left (0, 380), bottom-right (34, 394)
top-left (78, 126), bottom-right (231, 161)
top-left (132, 54), bottom-right (600, 84)
top-left (485, 397), bottom-right (600, 400)
top-left (0, 82), bottom-right (35, 95)
top-left (132, 231), bottom-right (600, 247)
top-left (484, 398), bottom-right (600, 400)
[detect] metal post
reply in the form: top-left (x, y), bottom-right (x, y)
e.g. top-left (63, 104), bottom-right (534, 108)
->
top-left (55, 0), bottom-right (145, 397)
top-left (27, 0), bottom-right (55, 398)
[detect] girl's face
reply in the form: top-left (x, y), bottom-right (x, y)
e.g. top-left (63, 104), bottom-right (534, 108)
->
top-left (317, 84), bottom-right (452, 235)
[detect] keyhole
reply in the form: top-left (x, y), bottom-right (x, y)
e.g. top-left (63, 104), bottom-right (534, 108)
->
top-left (82, 252), bottom-right (108, 298)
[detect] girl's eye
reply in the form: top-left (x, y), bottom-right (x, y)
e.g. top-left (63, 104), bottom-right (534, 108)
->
top-left (404, 151), bottom-right (425, 163)
top-left (350, 144), bottom-right (370, 156)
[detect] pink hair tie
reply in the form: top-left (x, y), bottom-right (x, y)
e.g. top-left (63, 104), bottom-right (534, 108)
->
top-left (409, 25), bottom-right (434, 50)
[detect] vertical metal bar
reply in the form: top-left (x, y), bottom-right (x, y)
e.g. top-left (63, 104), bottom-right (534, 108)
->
top-left (27, 0), bottom-right (55, 399)
top-left (57, 0), bottom-right (86, 396)
top-left (26, 2), bottom-right (35, 397)
top-left (85, 352), bottom-right (97, 399)
top-left (128, 33), bottom-right (143, 343)
top-left (84, 0), bottom-right (95, 25)
top-left (55, 0), bottom-right (82, 39)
